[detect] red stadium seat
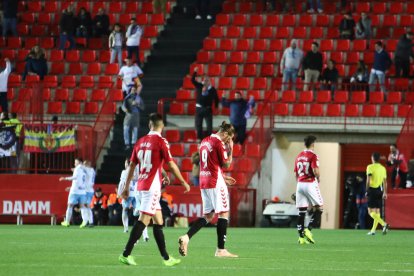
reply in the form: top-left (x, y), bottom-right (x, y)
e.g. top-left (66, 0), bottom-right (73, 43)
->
top-left (87, 63), bottom-right (101, 75)
top-left (27, 1), bottom-right (42, 12)
top-left (320, 40), bottom-right (334, 51)
top-left (44, 1), bottom-right (58, 12)
top-left (61, 76), bottom-right (76, 88)
top-left (316, 15), bottom-right (329, 26)
top-left (260, 64), bottom-right (275, 77)
top-left (356, 2), bottom-right (370, 13)
top-left (274, 103), bottom-right (288, 116)
top-left (253, 78), bottom-right (267, 90)
top-left (236, 77), bottom-right (250, 90)
top-left (253, 39), bottom-right (267, 51)
top-left (293, 27), bottom-right (307, 39)
top-left (105, 64), bottom-right (119, 75)
top-left (18, 88), bottom-right (32, 101)
top-left (180, 158), bottom-right (193, 172)
top-left (203, 38), bottom-right (216, 50)
top-left (54, 89), bottom-right (69, 101)
top-left (218, 78), bottom-right (233, 89)
top-left (197, 51), bottom-right (211, 63)
top-left (84, 102), bottom-right (99, 114)
top-left (210, 26), bottom-right (224, 38)
top-left (250, 14), bottom-right (263, 26)
top-left (82, 50), bottom-right (97, 63)
top-left (11, 101), bottom-right (26, 113)
top-left (149, 14), bottom-right (164, 25)
top-left (207, 64), bottom-right (221, 77)
top-left (21, 13), bottom-right (35, 24)
top-left (170, 144), bottom-right (185, 156)
top-left (68, 63), bottom-right (83, 75)
top-left (310, 27), bottom-right (323, 38)
top-left (227, 26), bottom-right (241, 38)
top-left (370, 92), bottom-right (384, 104)
top-left (43, 76), bottom-right (58, 88)
top-left (243, 64), bottom-right (257, 77)
top-left (382, 15), bottom-right (396, 28)
top-left (316, 90), bottom-right (332, 103)
top-left (334, 90), bottom-right (349, 103)
top-left (372, 3), bottom-right (386, 14)
top-left (91, 89), bottom-right (106, 101)
top-left (1, 49), bottom-right (16, 59)
top-left (269, 40), bottom-right (283, 51)
top-left (299, 14), bottom-right (313, 27)
top-left (80, 76), bottom-right (95, 88)
top-left (66, 50), bottom-right (80, 62)
top-left (345, 104), bottom-right (360, 117)
top-left (183, 130), bottom-right (197, 142)
top-left (309, 104), bottom-right (324, 116)
top-left (7, 37), bottom-right (22, 48)
top-left (109, 89), bottom-right (123, 102)
top-left (265, 15), bottom-right (279, 26)
top-left (387, 92), bottom-right (402, 104)
top-left (246, 144), bottom-right (261, 158)
top-left (379, 105), bottom-right (394, 117)
top-left (362, 104), bottom-right (377, 117)
top-left (336, 40), bottom-right (350, 51)
top-left (224, 64), bottom-right (239, 76)
top-left (41, 88), bottom-right (51, 101)
top-left (165, 130), bottom-right (180, 143)
top-left (292, 104), bottom-right (307, 116)
top-left (326, 104), bottom-right (341, 116)
top-left (236, 39), bottom-right (250, 51)
top-left (47, 102), bottom-right (63, 114)
top-left (275, 27), bottom-right (290, 39)
top-left (397, 105), bottom-right (412, 118)
top-left (72, 89), bottom-right (87, 101)
top-left (17, 24), bottom-right (29, 36)
top-left (281, 15), bottom-right (296, 26)
top-left (281, 90), bottom-right (296, 102)
top-left (262, 52), bottom-right (277, 63)
top-left (259, 27), bottom-right (274, 39)
top-left (351, 91), bottom-right (366, 104)
top-left (98, 76), bottom-right (113, 89)
top-left (216, 14), bottom-right (230, 26)
top-left (31, 25), bottom-right (47, 36)
top-left (49, 50), bottom-right (64, 62)
top-left (298, 91), bottom-right (314, 103)
top-left (169, 102), bottom-right (184, 115)
top-left (40, 38), bottom-right (54, 49)
top-left (66, 102), bottom-right (81, 114)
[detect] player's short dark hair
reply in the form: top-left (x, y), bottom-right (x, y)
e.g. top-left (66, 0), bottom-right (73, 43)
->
top-left (75, 157), bottom-right (83, 163)
top-left (312, 41), bottom-right (319, 47)
top-left (149, 113), bottom-right (163, 127)
top-left (304, 135), bottom-right (317, 148)
top-left (372, 152), bottom-right (380, 162)
top-left (375, 41), bottom-right (383, 47)
top-left (218, 121), bottom-right (235, 136)
top-left (390, 143), bottom-right (398, 148)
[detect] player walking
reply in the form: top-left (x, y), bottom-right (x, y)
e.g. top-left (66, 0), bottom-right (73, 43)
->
top-left (294, 135), bottom-right (323, 244)
top-left (83, 160), bottom-right (95, 227)
top-left (178, 121), bottom-right (238, 258)
top-left (60, 158), bottom-right (89, 228)
top-left (119, 113), bottom-right (190, 266)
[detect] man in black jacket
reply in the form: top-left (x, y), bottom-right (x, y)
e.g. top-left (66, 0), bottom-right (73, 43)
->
top-left (394, 31), bottom-right (414, 78)
top-left (2, 0), bottom-right (18, 37)
top-left (192, 67), bottom-right (219, 140)
top-left (93, 8), bottom-right (110, 37)
top-left (59, 5), bottom-right (76, 50)
top-left (301, 42), bottom-right (323, 91)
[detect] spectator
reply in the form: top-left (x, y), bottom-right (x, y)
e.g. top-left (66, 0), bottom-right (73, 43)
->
top-left (368, 41), bottom-right (392, 93)
top-left (320, 59), bottom-right (339, 94)
top-left (386, 144), bottom-right (408, 189)
top-left (355, 12), bottom-right (372, 40)
top-left (307, 0), bottom-right (322, 13)
top-left (350, 60), bottom-right (369, 91)
top-left (192, 67), bottom-right (219, 140)
top-left (59, 5), bottom-right (76, 50)
top-left (394, 31), bottom-right (414, 78)
top-left (301, 42), bottom-right (323, 91)
top-left (22, 46), bottom-right (48, 81)
top-left (280, 39), bottom-right (303, 91)
top-left (75, 7), bottom-right (92, 38)
top-left (122, 84), bottom-right (145, 150)
top-left (107, 188), bottom-right (122, 225)
top-left (195, 0), bottom-right (212, 20)
top-left (191, 151), bottom-right (200, 186)
top-left (118, 58), bottom-right (143, 98)
top-left (0, 58), bottom-right (11, 112)
top-left (160, 185), bottom-right (173, 226)
top-left (154, 0), bottom-right (167, 17)
top-left (92, 8), bottom-right (110, 37)
top-left (339, 11), bottom-right (355, 40)
top-left (109, 23), bottom-right (124, 68)
top-left (2, 0), bottom-right (17, 37)
top-left (351, 175), bottom-right (368, 229)
top-left (125, 17), bottom-right (143, 66)
top-left (90, 187), bottom-right (108, 226)
top-left (221, 91), bottom-right (255, 144)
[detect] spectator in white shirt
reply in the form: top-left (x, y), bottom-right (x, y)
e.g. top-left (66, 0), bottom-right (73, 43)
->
top-left (118, 58), bottom-right (143, 97)
top-left (0, 58), bottom-right (12, 113)
top-left (126, 17), bottom-right (143, 66)
top-left (280, 39), bottom-right (303, 91)
top-left (109, 23), bottom-right (124, 68)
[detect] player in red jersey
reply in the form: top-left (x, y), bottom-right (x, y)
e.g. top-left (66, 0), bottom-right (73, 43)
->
top-left (294, 135), bottom-right (323, 245)
top-left (178, 121), bottom-right (238, 258)
top-left (119, 113), bottom-right (190, 266)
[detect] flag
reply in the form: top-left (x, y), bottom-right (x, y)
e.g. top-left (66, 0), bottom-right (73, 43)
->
top-left (0, 126), bottom-right (17, 157)
top-left (24, 124), bottom-right (76, 153)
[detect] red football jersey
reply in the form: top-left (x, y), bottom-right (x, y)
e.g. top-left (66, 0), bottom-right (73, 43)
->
top-left (294, 149), bottom-right (319, 182)
top-left (199, 134), bottom-right (229, 189)
top-left (130, 131), bottom-right (173, 191)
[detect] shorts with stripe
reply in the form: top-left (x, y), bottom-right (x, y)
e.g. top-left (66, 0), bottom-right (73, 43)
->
top-left (296, 180), bottom-right (323, 208)
top-left (201, 174), bottom-right (229, 214)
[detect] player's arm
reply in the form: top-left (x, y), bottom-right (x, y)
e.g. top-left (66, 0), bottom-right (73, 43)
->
top-left (313, 167), bottom-right (320, 182)
top-left (382, 176), bottom-right (387, 199)
top-left (162, 169), bottom-right (170, 185)
top-left (167, 161), bottom-right (190, 193)
top-left (59, 168), bottom-right (78, 181)
top-left (121, 162), bottom-right (137, 199)
top-left (366, 174), bottom-right (371, 193)
top-left (222, 139), bottom-right (233, 168)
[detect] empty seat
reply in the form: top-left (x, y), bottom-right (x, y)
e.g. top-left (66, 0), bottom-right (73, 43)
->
top-left (351, 91), bottom-right (366, 103)
top-left (387, 91), bottom-right (402, 104)
top-left (170, 144), bottom-right (185, 156)
top-left (281, 90), bottom-right (296, 102)
top-left (66, 102), bottom-right (81, 114)
top-left (397, 105), bottom-right (412, 118)
top-left (169, 102), bottom-right (184, 115)
top-left (72, 89), bottom-right (87, 101)
top-left (68, 63), bottom-right (83, 75)
top-left (370, 91), bottom-right (384, 104)
top-left (183, 130), bottom-right (197, 142)
top-left (316, 90), bottom-right (332, 103)
top-left (235, 77), bottom-right (250, 90)
top-left (49, 50), bottom-right (64, 62)
top-left (98, 76), bottom-right (113, 88)
top-left (292, 104), bottom-right (307, 116)
top-left (243, 64), bottom-right (257, 76)
top-left (326, 104), bottom-right (341, 116)
top-left (84, 102), bottom-right (99, 114)
top-left (260, 64), bottom-right (275, 77)
top-left (109, 89), bottom-right (123, 102)
top-left (47, 102), bottom-right (63, 114)
top-left (87, 63), bottom-right (101, 75)
top-left (207, 64), bottom-right (221, 76)
top-left (309, 103), bottom-right (324, 116)
top-left (91, 89), bottom-right (106, 101)
top-left (345, 104), bottom-right (360, 117)
top-left (79, 76), bottom-right (95, 88)
top-left (274, 103), bottom-right (288, 116)
top-left (165, 130), bottom-right (180, 143)
top-left (379, 105), bottom-right (394, 117)
top-left (18, 88), bottom-right (32, 101)
top-left (54, 89), bottom-right (69, 101)
top-left (105, 64), bottom-right (119, 75)
top-left (253, 78), bottom-right (268, 90)
top-left (224, 64), bottom-right (239, 76)
top-left (43, 75), bottom-right (58, 88)
top-left (66, 50), bottom-right (80, 62)
top-left (82, 50), bottom-right (96, 63)
top-left (61, 76), bottom-right (76, 88)
top-left (236, 39), bottom-right (250, 51)
top-left (298, 91), bottom-right (314, 103)
top-left (334, 90), bottom-right (349, 103)
top-left (218, 78), bottom-right (232, 89)
top-left (362, 104), bottom-right (377, 117)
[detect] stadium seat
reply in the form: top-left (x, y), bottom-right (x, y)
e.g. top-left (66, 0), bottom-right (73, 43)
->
top-left (149, 14), bottom-right (164, 25)
top-left (252, 39), bottom-right (267, 51)
top-left (274, 103), bottom-right (288, 116)
top-left (109, 89), bottom-right (123, 102)
top-left (326, 104), bottom-right (341, 116)
top-left (31, 25), bottom-right (47, 36)
top-left (345, 104), bottom-right (360, 117)
top-left (236, 39), bottom-right (250, 51)
top-left (207, 64), bottom-right (221, 76)
top-left (181, 158), bottom-right (193, 172)
top-left (355, 2), bottom-right (370, 13)
top-left (49, 50), bottom-right (64, 62)
top-left (6, 88), bottom-right (14, 101)
top-left (316, 90), bottom-right (331, 103)
top-left (382, 15), bottom-right (396, 28)
top-left (21, 13), bottom-right (35, 24)
top-left (109, 2), bottom-right (122, 13)
top-left (88, 38), bottom-right (103, 50)
top-left (292, 104), bottom-right (307, 116)
top-left (66, 102), bottom-right (81, 114)
top-left (299, 14), bottom-right (313, 27)
top-left (250, 14), bottom-right (263, 26)
top-left (104, 64), bottom-right (119, 75)
top-left (253, 78), bottom-right (268, 90)
top-left (98, 76), bottom-right (113, 89)
top-left (43, 76), bottom-right (58, 88)
top-left (17, 24), bottom-right (29, 36)
top-left (218, 78), bottom-right (233, 89)
top-left (379, 105), bottom-right (394, 117)
top-left (260, 64), bottom-right (275, 77)
top-left (362, 105), bottom-right (377, 117)
top-left (224, 64), bottom-right (239, 76)
top-left (1, 49), bottom-right (16, 59)
top-left (210, 26), bottom-right (224, 38)
top-left (8, 75), bottom-right (22, 88)
top-left (227, 26), bottom-right (241, 38)
top-left (82, 50), bottom-right (97, 63)
top-left (298, 91), bottom-right (314, 103)
top-left (372, 2), bottom-right (386, 14)
top-left (216, 14), bottom-right (230, 26)
top-left (169, 102), bottom-right (184, 115)
top-left (187, 143), bottom-right (198, 156)
top-left (42, 88), bottom-right (51, 101)
top-left (18, 88), bottom-right (32, 101)
top-left (84, 102), bottom-right (99, 114)
top-left (397, 105), bottom-right (412, 118)
top-left (87, 63), bottom-right (101, 75)
top-left (246, 144), bottom-right (261, 158)
top-left (203, 38), bottom-right (216, 50)
top-left (293, 27), bottom-right (307, 39)
top-left (316, 15), bottom-right (329, 26)
top-left (25, 37), bottom-right (39, 49)
top-left (68, 63), bottom-right (83, 75)
top-left (387, 92), bottom-right (402, 104)
top-left (394, 78), bottom-right (409, 91)
top-left (236, 77), bottom-right (250, 90)
top-left (40, 38), bottom-right (54, 49)
top-left (66, 50), bottom-right (80, 62)
top-left (54, 89), bottom-right (69, 101)
top-left (336, 40), bottom-right (350, 51)
top-left (310, 27), bottom-right (324, 38)
top-left (370, 92), bottom-right (384, 104)
top-left (320, 40), bottom-right (333, 51)
top-left (275, 27), bottom-right (290, 39)
top-left (72, 89), bottom-right (87, 101)
top-left (183, 130), bottom-right (197, 142)
top-left (44, 1), bottom-right (57, 12)
top-left (399, 15), bottom-right (413, 27)
top-left (262, 52), bottom-right (277, 64)
top-left (11, 101), bottom-right (26, 113)
top-left (170, 144), bottom-right (185, 156)
top-left (165, 130), bottom-right (180, 143)
top-left (281, 90), bottom-right (296, 102)
top-left (351, 91), bottom-right (366, 104)
top-left (17, 49), bottom-right (29, 61)
top-left (197, 51), bottom-right (210, 63)
top-left (80, 76), bottom-right (95, 88)
top-left (334, 90), bottom-right (349, 103)
top-left (61, 76), bottom-right (76, 88)
top-left (269, 40), bottom-right (283, 51)
top-left (309, 104), bottom-right (324, 116)
top-left (91, 89), bottom-right (106, 101)
top-left (47, 102), bottom-right (63, 114)
top-left (259, 27), bottom-right (274, 39)
top-left (243, 64), bottom-right (257, 77)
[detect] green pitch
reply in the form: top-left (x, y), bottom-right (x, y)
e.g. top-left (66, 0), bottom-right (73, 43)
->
top-left (1, 225), bottom-right (413, 275)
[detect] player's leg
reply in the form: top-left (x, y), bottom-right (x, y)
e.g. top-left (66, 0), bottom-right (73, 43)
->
top-left (62, 203), bottom-right (74, 226)
top-left (86, 192), bottom-right (94, 226)
top-left (134, 194), bottom-right (149, 241)
top-left (152, 210), bottom-right (181, 266)
top-left (215, 212), bottom-right (238, 258)
top-left (122, 198), bottom-right (130, 232)
top-left (79, 194), bottom-right (89, 228)
top-left (295, 183), bottom-right (309, 244)
top-left (367, 188), bottom-right (382, 235)
top-left (178, 189), bottom-right (213, 256)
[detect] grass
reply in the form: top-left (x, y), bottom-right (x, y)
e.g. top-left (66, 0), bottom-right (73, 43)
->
top-left (0, 225), bottom-right (413, 275)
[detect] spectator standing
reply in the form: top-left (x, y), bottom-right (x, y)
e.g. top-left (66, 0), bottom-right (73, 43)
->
top-left (386, 144), bottom-right (408, 189)
top-left (192, 67), bottom-right (219, 140)
top-left (2, 0), bottom-right (17, 37)
top-left (339, 11), bottom-right (356, 40)
top-left (109, 23), bottom-right (124, 68)
top-left (91, 187), bottom-right (108, 225)
top-left (195, 0), bottom-right (212, 20)
top-left (302, 42), bottom-right (323, 91)
top-left (118, 58), bottom-right (143, 97)
top-left (221, 91), bottom-right (255, 144)
top-left (0, 58), bottom-right (11, 112)
top-left (355, 12), bottom-right (372, 40)
top-left (368, 41), bottom-right (392, 93)
top-left (75, 7), bottom-right (92, 38)
top-left (394, 31), bottom-right (414, 78)
top-left (92, 8), bottom-right (110, 37)
top-left (59, 5), bottom-right (76, 50)
top-left (354, 175), bottom-right (368, 230)
top-left (350, 60), bottom-right (369, 91)
top-left (320, 59), bottom-right (339, 94)
top-left (123, 85), bottom-right (145, 150)
top-left (126, 17), bottom-right (143, 66)
top-left (280, 39), bottom-right (303, 91)
top-left (22, 46), bottom-right (48, 81)
top-left (191, 152), bottom-right (200, 186)
top-left (307, 0), bottom-right (322, 13)
top-left (107, 188), bottom-right (122, 225)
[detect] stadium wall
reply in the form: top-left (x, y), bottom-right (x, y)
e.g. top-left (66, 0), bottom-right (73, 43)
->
top-left (271, 137), bottom-right (341, 229)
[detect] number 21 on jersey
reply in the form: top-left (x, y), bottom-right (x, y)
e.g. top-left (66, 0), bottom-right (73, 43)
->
top-left (137, 150), bottom-right (153, 172)
top-left (296, 161), bottom-right (310, 176)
